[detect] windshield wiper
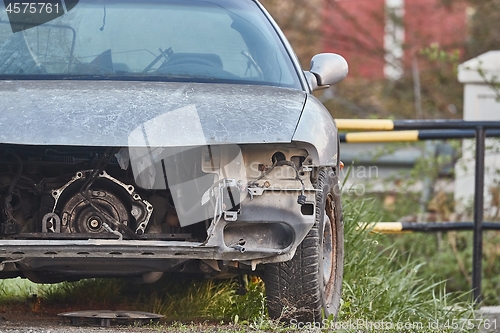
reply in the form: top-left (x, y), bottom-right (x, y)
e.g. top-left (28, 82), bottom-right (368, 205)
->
top-left (142, 47), bottom-right (173, 73)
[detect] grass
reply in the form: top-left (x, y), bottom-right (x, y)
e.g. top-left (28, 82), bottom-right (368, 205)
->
top-left (0, 196), bottom-right (476, 332)
top-left (367, 177), bottom-right (500, 306)
top-left (0, 278), bottom-right (35, 301)
top-left (381, 229), bottom-right (500, 306)
top-left (0, 276), bottom-right (267, 323)
top-left (338, 196), bottom-right (474, 331)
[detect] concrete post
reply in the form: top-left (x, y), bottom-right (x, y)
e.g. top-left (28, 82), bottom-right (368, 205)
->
top-left (454, 51), bottom-right (500, 217)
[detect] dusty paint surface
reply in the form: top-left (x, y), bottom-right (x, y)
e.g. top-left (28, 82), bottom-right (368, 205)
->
top-left (0, 80), bottom-right (305, 147)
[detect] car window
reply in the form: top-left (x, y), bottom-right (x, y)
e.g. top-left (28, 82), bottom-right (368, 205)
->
top-left (0, 0), bottom-right (302, 88)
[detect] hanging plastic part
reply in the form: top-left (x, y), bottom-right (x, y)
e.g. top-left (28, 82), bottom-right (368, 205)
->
top-left (222, 179), bottom-right (241, 222)
top-left (203, 178), bottom-right (243, 244)
top-left (204, 178), bottom-right (241, 223)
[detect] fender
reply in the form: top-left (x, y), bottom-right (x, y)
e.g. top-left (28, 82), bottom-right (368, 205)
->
top-left (292, 95), bottom-right (339, 167)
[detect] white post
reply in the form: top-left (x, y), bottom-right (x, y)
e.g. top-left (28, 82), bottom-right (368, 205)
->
top-left (454, 51), bottom-right (500, 216)
top-left (384, 0), bottom-right (405, 80)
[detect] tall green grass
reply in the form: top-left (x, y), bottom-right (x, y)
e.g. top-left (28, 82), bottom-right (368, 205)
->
top-left (0, 278), bottom-right (34, 301)
top-left (339, 196), bottom-right (474, 330)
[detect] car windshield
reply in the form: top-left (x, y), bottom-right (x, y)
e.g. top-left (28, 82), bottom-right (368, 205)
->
top-left (0, 0), bottom-right (302, 88)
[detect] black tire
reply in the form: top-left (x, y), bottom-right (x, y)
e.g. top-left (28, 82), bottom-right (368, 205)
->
top-left (264, 167), bottom-right (344, 322)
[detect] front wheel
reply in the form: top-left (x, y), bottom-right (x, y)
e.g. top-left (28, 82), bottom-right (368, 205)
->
top-left (264, 167), bottom-right (344, 322)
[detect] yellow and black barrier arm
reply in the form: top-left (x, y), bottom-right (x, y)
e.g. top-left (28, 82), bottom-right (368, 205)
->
top-left (335, 119), bottom-right (500, 143)
top-left (361, 222), bottom-right (500, 234)
top-left (335, 119), bottom-right (500, 131)
top-left (339, 129), bottom-right (500, 143)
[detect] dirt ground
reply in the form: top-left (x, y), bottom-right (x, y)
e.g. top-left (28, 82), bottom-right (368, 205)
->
top-left (0, 308), bottom-right (248, 333)
top-left (1, 311), bottom-right (158, 333)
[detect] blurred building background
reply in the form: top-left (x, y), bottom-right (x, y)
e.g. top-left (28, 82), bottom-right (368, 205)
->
top-left (323, 0), bottom-right (467, 80)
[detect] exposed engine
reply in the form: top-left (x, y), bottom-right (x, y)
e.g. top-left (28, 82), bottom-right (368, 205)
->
top-left (0, 145), bottom-right (202, 241)
top-left (46, 170), bottom-right (152, 236)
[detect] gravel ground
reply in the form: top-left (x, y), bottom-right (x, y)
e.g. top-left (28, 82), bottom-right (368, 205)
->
top-left (0, 325), bottom-right (158, 333)
top-left (0, 313), bottom-right (161, 333)
top-left (0, 312), bottom-right (250, 333)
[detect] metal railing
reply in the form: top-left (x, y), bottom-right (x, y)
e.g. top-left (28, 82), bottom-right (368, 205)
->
top-left (336, 119), bottom-right (500, 304)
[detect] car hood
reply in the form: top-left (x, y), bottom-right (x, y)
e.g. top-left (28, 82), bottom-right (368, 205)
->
top-left (0, 80), bottom-right (306, 147)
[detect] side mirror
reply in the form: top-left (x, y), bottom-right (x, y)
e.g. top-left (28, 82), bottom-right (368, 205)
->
top-left (306, 53), bottom-right (348, 91)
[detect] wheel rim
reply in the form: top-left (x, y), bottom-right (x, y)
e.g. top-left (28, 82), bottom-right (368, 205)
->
top-left (322, 193), bottom-right (336, 304)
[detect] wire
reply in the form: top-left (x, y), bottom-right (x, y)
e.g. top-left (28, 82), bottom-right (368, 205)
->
top-left (99, 4), bottom-right (106, 31)
top-left (78, 148), bottom-right (138, 239)
top-left (246, 161), bottom-right (278, 188)
top-left (247, 160), bottom-right (306, 198)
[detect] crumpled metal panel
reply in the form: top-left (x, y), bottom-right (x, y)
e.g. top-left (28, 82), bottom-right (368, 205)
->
top-left (0, 80), bottom-right (306, 146)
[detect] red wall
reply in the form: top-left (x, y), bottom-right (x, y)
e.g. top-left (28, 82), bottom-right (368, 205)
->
top-left (323, 0), bottom-right (467, 79)
top-left (324, 0), bottom-right (386, 78)
top-left (404, 0), bottom-right (467, 66)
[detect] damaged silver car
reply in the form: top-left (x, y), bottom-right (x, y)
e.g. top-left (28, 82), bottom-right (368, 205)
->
top-left (0, 0), bottom-right (348, 321)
